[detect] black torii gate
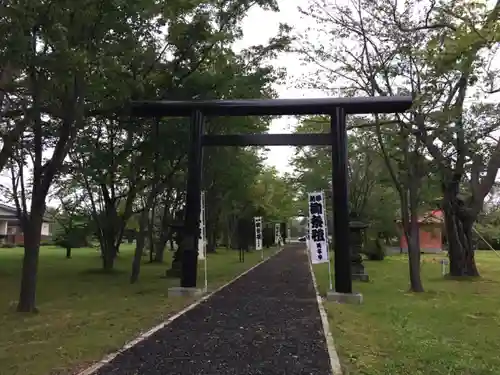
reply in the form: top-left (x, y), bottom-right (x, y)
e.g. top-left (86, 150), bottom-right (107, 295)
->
top-left (130, 96), bottom-right (412, 295)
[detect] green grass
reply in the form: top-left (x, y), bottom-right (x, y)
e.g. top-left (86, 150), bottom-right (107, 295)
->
top-left (313, 251), bottom-right (500, 375)
top-left (0, 244), bottom-right (271, 375)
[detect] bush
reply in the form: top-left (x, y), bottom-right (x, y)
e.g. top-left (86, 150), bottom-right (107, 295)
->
top-left (1, 243), bottom-right (16, 248)
top-left (53, 225), bottom-right (91, 249)
top-left (40, 241), bottom-right (54, 247)
top-left (54, 238), bottom-right (89, 249)
top-left (364, 238), bottom-right (385, 261)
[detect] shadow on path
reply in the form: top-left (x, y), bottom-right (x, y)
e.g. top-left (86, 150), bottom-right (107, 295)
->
top-left (94, 244), bottom-right (332, 375)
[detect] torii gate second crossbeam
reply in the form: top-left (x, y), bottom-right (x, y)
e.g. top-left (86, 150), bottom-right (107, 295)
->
top-left (129, 96), bottom-right (413, 297)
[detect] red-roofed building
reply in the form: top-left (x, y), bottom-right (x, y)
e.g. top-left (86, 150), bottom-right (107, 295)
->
top-left (399, 209), bottom-right (444, 253)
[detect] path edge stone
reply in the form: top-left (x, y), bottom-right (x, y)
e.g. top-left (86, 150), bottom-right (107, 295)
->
top-left (76, 247), bottom-right (285, 375)
top-left (306, 247), bottom-right (343, 375)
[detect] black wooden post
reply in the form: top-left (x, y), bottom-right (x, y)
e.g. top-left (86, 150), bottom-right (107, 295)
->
top-left (330, 106), bottom-right (353, 294)
top-left (180, 110), bottom-right (204, 288)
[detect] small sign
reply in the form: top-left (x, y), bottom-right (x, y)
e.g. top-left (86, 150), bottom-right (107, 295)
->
top-left (308, 191), bottom-right (329, 264)
top-left (254, 217), bottom-right (263, 250)
top-left (198, 191), bottom-right (206, 260)
top-left (275, 223), bottom-right (281, 245)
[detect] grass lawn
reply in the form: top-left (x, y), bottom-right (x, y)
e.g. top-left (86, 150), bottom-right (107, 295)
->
top-left (0, 244), bottom-right (273, 375)
top-left (313, 251), bottom-right (500, 375)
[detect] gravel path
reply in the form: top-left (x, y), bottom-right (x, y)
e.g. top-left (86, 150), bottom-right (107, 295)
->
top-left (93, 244), bottom-right (333, 375)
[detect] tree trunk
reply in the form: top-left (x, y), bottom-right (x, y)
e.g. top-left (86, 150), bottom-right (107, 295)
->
top-left (154, 204), bottom-right (171, 263)
top-left (149, 229), bottom-right (154, 263)
top-left (222, 221), bottom-right (230, 248)
top-left (442, 192), bottom-right (479, 276)
top-left (229, 216), bottom-right (239, 249)
top-left (101, 229), bottom-right (117, 272)
top-left (205, 197), bottom-right (220, 253)
top-left (207, 230), bottom-right (217, 253)
top-left (406, 229), bottom-right (423, 291)
top-left (130, 218), bottom-right (147, 284)
top-left (206, 216), bottom-right (217, 253)
top-left (147, 207), bottom-right (155, 257)
top-left (166, 240), bottom-right (182, 278)
top-left (102, 249), bottom-right (116, 272)
top-left (96, 230), bottom-right (106, 258)
top-left (66, 247), bottom-right (72, 259)
top-left (154, 232), bottom-right (169, 262)
top-left (407, 179), bottom-right (424, 292)
top-left (17, 220), bottom-right (42, 312)
top-left (154, 232), bottom-right (168, 262)
top-left (206, 221), bottom-right (217, 252)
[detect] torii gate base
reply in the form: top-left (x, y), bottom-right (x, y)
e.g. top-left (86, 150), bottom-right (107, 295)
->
top-left (327, 290), bottom-right (363, 304)
top-left (130, 96), bottom-right (412, 303)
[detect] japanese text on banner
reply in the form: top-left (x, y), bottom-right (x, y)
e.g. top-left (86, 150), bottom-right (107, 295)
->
top-left (274, 223), bottom-right (281, 245)
top-left (254, 217), bottom-right (263, 250)
top-left (308, 191), bottom-right (329, 264)
top-left (198, 191), bottom-right (206, 260)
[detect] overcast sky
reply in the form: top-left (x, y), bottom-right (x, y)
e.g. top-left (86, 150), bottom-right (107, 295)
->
top-left (1, 1), bottom-right (319, 207)
top-left (235, 0), bottom-right (500, 175)
top-left (4, 0), bottom-right (499, 207)
top-left (234, 0), bottom-right (327, 174)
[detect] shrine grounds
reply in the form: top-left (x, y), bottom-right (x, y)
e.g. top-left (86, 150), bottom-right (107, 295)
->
top-left (2, 246), bottom-right (500, 375)
top-left (0, 244), bottom-right (267, 375)
top-left (313, 250), bottom-right (500, 375)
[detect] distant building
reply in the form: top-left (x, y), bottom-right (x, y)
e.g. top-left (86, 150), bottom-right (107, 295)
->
top-left (398, 209), bottom-right (444, 253)
top-left (0, 204), bottom-right (52, 245)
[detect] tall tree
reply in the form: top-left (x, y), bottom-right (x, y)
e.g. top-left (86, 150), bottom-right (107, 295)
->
top-left (298, 0), bottom-right (500, 278)
top-left (2, 0), bottom-right (198, 311)
top-left (290, 114), bottom-right (437, 291)
top-left (291, 119), bottom-right (399, 228)
top-left (2, 0), bottom-right (144, 312)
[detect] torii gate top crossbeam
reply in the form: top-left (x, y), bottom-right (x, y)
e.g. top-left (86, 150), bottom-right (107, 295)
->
top-left (130, 96), bottom-right (412, 117)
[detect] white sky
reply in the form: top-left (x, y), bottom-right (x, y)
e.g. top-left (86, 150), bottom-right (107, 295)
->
top-left (236, 0), bottom-right (500, 174)
top-left (0, 1), bottom-right (315, 207)
top-left (234, 0), bottom-right (327, 174)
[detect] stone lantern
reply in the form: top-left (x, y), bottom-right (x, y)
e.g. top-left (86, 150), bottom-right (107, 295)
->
top-left (349, 214), bottom-right (369, 282)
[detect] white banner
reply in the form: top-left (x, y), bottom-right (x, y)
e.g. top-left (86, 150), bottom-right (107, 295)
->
top-left (254, 217), bottom-right (263, 250)
top-left (275, 223), bottom-right (281, 245)
top-left (308, 191), bottom-right (329, 264)
top-left (198, 191), bottom-right (206, 260)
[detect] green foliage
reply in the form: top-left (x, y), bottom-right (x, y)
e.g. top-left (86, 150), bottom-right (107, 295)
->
top-left (52, 211), bottom-right (92, 249)
top-left (298, 0), bottom-right (499, 277)
top-left (250, 167), bottom-right (296, 221)
top-left (53, 224), bottom-right (90, 249)
top-left (1, 0), bottom-right (292, 309)
top-left (35, 0), bottom-right (292, 268)
top-left (290, 117), bottom-right (402, 237)
top-left (476, 206), bottom-right (500, 249)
